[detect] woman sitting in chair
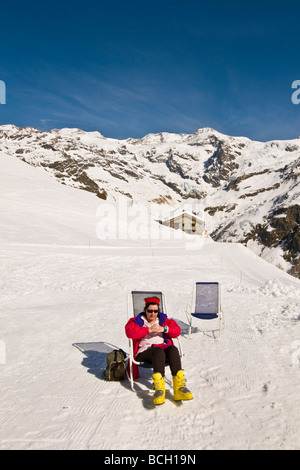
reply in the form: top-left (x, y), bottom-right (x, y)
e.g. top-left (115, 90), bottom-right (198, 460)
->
top-left (125, 297), bottom-right (193, 405)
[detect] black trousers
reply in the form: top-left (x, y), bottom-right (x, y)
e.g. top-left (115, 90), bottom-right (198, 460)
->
top-left (136, 345), bottom-right (181, 377)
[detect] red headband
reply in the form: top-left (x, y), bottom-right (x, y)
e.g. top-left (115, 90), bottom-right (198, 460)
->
top-left (144, 297), bottom-right (160, 305)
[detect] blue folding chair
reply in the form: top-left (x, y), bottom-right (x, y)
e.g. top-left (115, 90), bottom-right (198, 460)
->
top-left (187, 282), bottom-right (224, 340)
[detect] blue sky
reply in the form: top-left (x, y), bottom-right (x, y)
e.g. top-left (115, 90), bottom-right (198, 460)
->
top-left (1, 0), bottom-right (300, 141)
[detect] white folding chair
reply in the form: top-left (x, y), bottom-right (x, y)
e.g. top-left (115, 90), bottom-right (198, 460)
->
top-left (187, 282), bottom-right (224, 340)
top-left (127, 290), bottom-right (183, 391)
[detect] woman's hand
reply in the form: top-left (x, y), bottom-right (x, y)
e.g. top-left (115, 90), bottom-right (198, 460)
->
top-left (149, 324), bottom-right (164, 334)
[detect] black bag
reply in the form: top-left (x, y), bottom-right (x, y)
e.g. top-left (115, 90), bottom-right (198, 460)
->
top-left (102, 349), bottom-right (127, 381)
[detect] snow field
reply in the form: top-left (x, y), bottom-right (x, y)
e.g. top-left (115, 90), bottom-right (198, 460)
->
top-left (0, 154), bottom-right (300, 450)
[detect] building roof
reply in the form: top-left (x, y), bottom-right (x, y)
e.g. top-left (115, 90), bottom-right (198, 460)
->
top-left (162, 207), bottom-right (205, 223)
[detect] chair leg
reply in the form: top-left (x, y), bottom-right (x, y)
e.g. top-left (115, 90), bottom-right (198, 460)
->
top-left (213, 313), bottom-right (224, 341)
top-left (219, 312), bottom-right (225, 339)
top-left (130, 374), bottom-right (135, 391)
top-left (127, 356), bottom-right (135, 391)
top-left (188, 321), bottom-right (192, 339)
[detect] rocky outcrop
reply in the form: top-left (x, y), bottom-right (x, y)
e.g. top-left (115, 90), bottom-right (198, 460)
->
top-left (203, 140), bottom-right (240, 187)
top-left (242, 205), bottom-right (300, 273)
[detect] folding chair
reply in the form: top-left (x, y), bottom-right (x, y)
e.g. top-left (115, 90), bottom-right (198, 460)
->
top-left (187, 282), bottom-right (224, 340)
top-left (127, 290), bottom-right (183, 391)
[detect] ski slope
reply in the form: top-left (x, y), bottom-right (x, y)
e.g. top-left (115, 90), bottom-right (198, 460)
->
top-left (1, 153), bottom-right (300, 450)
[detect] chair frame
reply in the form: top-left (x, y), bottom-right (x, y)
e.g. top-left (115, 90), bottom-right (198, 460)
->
top-left (127, 290), bottom-right (183, 391)
top-left (187, 282), bottom-right (224, 340)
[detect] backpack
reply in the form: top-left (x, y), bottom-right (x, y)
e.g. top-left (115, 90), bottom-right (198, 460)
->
top-left (102, 349), bottom-right (127, 381)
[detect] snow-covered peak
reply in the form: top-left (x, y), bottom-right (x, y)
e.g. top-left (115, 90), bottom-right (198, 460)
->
top-left (0, 123), bottom-right (300, 276)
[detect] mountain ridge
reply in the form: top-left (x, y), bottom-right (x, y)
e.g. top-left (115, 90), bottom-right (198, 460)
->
top-left (1, 124), bottom-right (299, 276)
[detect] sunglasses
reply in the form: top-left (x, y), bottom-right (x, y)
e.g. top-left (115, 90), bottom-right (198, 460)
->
top-left (147, 309), bottom-right (159, 313)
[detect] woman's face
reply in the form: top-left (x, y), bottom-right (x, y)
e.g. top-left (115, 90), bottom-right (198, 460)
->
top-left (145, 304), bottom-right (159, 323)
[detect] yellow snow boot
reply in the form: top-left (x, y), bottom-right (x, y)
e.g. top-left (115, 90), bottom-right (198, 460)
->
top-left (173, 370), bottom-right (193, 401)
top-left (152, 373), bottom-right (165, 405)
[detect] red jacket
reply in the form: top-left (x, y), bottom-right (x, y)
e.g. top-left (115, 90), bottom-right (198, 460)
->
top-left (125, 312), bottom-right (181, 379)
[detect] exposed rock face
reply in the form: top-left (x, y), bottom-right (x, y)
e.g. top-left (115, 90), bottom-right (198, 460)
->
top-left (44, 157), bottom-right (107, 199)
top-left (244, 205), bottom-right (300, 258)
top-left (1, 124), bottom-right (300, 276)
top-left (203, 139), bottom-right (240, 187)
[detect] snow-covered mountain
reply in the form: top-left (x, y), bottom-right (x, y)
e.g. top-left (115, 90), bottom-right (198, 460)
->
top-left (1, 124), bottom-right (299, 275)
